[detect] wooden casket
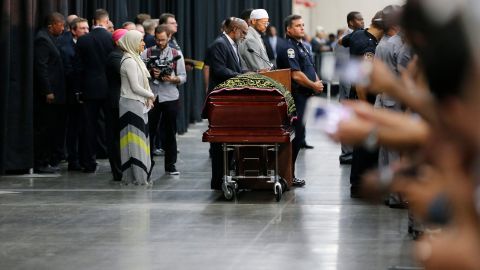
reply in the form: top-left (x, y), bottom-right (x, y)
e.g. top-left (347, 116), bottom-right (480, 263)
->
top-left (202, 73), bottom-right (294, 189)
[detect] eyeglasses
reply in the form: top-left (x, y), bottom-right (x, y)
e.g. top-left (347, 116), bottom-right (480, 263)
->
top-left (255, 20), bottom-right (269, 26)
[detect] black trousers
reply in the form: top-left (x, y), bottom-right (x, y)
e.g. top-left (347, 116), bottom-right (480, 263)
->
top-left (105, 105), bottom-right (122, 181)
top-left (210, 143), bottom-right (223, 190)
top-left (66, 103), bottom-right (83, 166)
top-left (154, 116), bottom-right (167, 150)
top-left (96, 109), bottom-right (108, 159)
top-left (149, 98), bottom-right (178, 171)
top-left (291, 92), bottom-right (310, 178)
top-left (34, 101), bottom-right (67, 168)
top-left (81, 99), bottom-right (121, 179)
top-left (81, 99), bottom-right (106, 170)
top-left (349, 87), bottom-right (379, 187)
top-left (350, 146), bottom-right (379, 187)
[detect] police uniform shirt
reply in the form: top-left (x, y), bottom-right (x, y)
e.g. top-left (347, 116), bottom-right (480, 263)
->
top-left (277, 36), bottom-right (318, 95)
top-left (342, 29), bottom-right (379, 59)
top-left (341, 29), bottom-right (379, 104)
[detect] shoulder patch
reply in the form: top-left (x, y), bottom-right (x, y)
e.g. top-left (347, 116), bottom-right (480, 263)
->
top-left (363, 52), bottom-right (375, 61)
top-left (287, 48), bottom-right (295, 58)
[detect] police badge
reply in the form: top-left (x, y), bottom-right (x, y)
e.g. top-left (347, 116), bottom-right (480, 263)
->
top-left (287, 48), bottom-right (295, 58)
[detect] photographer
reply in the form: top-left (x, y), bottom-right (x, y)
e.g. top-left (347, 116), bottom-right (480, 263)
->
top-left (141, 24), bottom-right (186, 175)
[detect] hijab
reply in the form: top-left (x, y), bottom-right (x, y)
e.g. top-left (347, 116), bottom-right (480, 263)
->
top-left (118, 30), bottom-right (151, 92)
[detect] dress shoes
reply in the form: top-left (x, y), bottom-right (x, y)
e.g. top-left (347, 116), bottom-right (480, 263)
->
top-left (68, 163), bottom-right (83, 171)
top-left (49, 165), bottom-right (61, 172)
top-left (301, 143), bottom-right (314, 149)
top-left (292, 177), bottom-right (306, 187)
top-left (82, 166), bottom-right (97, 173)
top-left (339, 158), bottom-right (352, 165)
top-left (34, 165), bottom-right (57, 174)
top-left (350, 185), bottom-right (362, 198)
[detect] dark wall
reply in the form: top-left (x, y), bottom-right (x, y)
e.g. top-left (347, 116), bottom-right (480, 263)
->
top-left (0, 0), bottom-right (292, 173)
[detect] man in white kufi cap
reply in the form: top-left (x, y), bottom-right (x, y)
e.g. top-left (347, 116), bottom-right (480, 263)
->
top-left (238, 9), bottom-right (273, 71)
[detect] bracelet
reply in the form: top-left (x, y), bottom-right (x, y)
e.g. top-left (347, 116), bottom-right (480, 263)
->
top-left (363, 126), bottom-right (379, 151)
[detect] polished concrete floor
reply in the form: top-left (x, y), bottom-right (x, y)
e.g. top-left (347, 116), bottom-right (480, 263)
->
top-left (0, 122), bottom-right (417, 270)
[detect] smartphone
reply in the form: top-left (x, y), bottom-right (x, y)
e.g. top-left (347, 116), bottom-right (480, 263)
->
top-left (304, 97), bottom-right (353, 134)
top-left (321, 54), bottom-right (373, 86)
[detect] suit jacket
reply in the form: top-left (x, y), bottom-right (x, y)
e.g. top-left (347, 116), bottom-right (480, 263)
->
top-left (206, 34), bottom-right (242, 91)
top-left (105, 48), bottom-right (124, 109)
top-left (34, 29), bottom-right (66, 104)
top-left (58, 35), bottom-right (83, 104)
top-left (238, 27), bottom-right (271, 71)
top-left (144, 33), bottom-right (156, 49)
top-left (76, 27), bottom-right (115, 100)
top-left (263, 35), bottom-right (284, 61)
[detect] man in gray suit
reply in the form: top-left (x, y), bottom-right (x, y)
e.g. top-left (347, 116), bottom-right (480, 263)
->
top-left (238, 9), bottom-right (273, 71)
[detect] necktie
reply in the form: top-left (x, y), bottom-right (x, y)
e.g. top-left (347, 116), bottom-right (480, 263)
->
top-left (234, 43), bottom-right (240, 64)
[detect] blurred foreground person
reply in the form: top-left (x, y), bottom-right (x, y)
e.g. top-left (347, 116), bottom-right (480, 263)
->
top-left (328, 0), bottom-right (480, 269)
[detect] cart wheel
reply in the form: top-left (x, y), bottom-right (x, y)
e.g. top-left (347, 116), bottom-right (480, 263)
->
top-left (275, 184), bottom-right (282, 202)
top-left (224, 185), bottom-right (235, 201)
top-left (279, 177), bottom-right (288, 191)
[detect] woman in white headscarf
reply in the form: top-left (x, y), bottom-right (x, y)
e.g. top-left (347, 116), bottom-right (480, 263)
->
top-left (117, 30), bottom-right (155, 185)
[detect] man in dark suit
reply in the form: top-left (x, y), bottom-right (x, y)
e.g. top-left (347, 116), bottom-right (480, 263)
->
top-left (59, 17), bottom-right (89, 171)
top-left (207, 17), bottom-right (247, 91)
top-left (205, 17), bottom-right (248, 189)
top-left (263, 25), bottom-right (282, 65)
top-left (33, 12), bottom-right (66, 173)
top-left (105, 29), bottom-right (128, 182)
top-left (76, 9), bottom-right (115, 173)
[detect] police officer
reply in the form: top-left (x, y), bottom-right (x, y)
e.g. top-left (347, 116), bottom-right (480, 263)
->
top-left (339, 10), bottom-right (384, 103)
top-left (277, 14), bottom-right (324, 187)
top-left (338, 10), bottom-right (385, 197)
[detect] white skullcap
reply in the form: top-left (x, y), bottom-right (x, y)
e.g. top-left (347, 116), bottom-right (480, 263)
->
top-left (250, 9), bottom-right (269, 20)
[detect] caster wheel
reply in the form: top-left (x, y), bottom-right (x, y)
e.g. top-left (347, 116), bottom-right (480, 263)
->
top-left (279, 177), bottom-right (288, 191)
top-left (275, 184), bottom-right (282, 202)
top-left (223, 185), bottom-right (235, 201)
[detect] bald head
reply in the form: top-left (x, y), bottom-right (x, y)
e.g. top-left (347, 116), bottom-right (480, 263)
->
top-left (225, 17), bottom-right (247, 33)
top-left (66, 14), bottom-right (78, 31)
top-left (225, 17), bottom-right (248, 43)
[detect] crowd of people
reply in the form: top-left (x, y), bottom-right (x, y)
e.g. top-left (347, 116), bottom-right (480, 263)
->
top-left (33, 2), bottom-right (480, 268)
top-left (34, 10), bottom-right (186, 185)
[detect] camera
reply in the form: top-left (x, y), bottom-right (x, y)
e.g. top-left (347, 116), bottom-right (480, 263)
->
top-left (144, 48), bottom-right (182, 84)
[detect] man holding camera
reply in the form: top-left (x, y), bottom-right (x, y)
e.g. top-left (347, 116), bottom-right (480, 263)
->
top-left (141, 24), bottom-right (186, 175)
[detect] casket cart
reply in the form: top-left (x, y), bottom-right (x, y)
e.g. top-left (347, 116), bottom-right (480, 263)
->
top-left (202, 70), bottom-right (295, 201)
